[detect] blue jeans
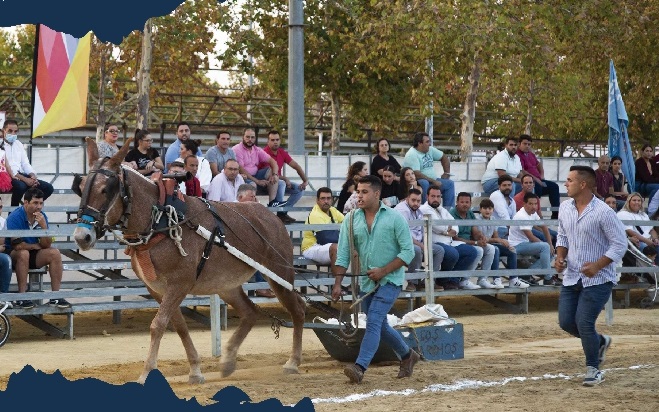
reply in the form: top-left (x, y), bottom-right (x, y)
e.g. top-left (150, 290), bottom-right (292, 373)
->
top-left (11, 173), bottom-right (54, 206)
top-left (277, 181), bottom-right (304, 208)
top-left (356, 282), bottom-right (410, 369)
top-left (558, 280), bottom-right (613, 369)
top-left (494, 243), bottom-right (517, 269)
top-left (408, 244), bottom-right (444, 278)
top-left (636, 182), bottom-right (659, 204)
top-left (0, 253), bottom-right (11, 293)
top-left (514, 241), bottom-right (551, 279)
top-left (418, 178), bottom-right (455, 207)
top-left (248, 168), bottom-right (285, 203)
top-left (532, 228), bottom-right (557, 247)
top-left (435, 243), bottom-right (479, 284)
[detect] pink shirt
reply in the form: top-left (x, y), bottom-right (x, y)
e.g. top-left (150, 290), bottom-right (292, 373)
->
top-left (261, 146), bottom-right (293, 173)
top-left (232, 143), bottom-right (272, 175)
top-left (517, 150), bottom-right (541, 179)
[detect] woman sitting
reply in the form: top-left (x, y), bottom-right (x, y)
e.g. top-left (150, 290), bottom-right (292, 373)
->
top-left (617, 192), bottom-right (659, 259)
top-left (634, 144), bottom-right (659, 201)
top-left (124, 129), bottom-right (164, 176)
top-left (398, 166), bottom-right (422, 201)
top-left (379, 166), bottom-right (401, 207)
top-left (337, 161), bottom-right (367, 213)
top-left (370, 138), bottom-right (401, 182)
top-left (609, 155), bottom-right (629, 210)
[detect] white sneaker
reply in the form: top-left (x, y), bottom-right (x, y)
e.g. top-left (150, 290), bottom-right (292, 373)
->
top-left (492, 278), bottom-right (505, 289)
top-left (459, 279), bottom-right (481, 290)
top-left (509, 277), bottom-right (530, 288)
top-left (477, 278), bottom-right (497, 289)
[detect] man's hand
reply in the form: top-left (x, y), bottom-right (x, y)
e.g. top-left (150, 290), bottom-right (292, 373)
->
top-left (366, 266), bottom-right (386, 282)
top-left (255, 179), bottom-right (268, 187)
top-left (33, 211), bottom-right (47, 228)
top-left (299, 181), bottom-right (308, 191)
top-left (446, 228), bottom-right (457, 237)
top-left (331, 283), bottom-right (344, 301)
top-left (554, 257), bottom-right (566, 272)
top-left (581, 261), bottom-right (600, 278)
top-left (268, 174), bottom-right (279, 185)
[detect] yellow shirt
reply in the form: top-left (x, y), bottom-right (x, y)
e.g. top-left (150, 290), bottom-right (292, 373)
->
top-left (301, 204), bottom-right (345, 251)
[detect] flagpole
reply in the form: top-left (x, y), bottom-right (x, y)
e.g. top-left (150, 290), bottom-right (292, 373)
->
top-left (28, 23), bottom-right (41, 162)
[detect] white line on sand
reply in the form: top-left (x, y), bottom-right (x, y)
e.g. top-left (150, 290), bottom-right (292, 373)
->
top-left (311, 364), bottom-right (656, 404)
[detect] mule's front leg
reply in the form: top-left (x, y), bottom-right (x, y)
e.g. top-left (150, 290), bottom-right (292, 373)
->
top-left (138, 289), bottom-right (190, 384)
top-left (169, 307), bottom-right (204, 384)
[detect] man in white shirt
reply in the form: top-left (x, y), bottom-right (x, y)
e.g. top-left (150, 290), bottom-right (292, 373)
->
top-left (2, 120), bottom-right (54, 206)
top-left (419, 185), bottom-right (480, 290)
top-left (508, 192), bottom-right (556, 285)
top-left (207, 159), bottom-right (245, 202)
top-left (481, 137), bottom-right (528, 196)
top-left (393, 188), bottom-right (444, 291)
top-left (489, 174), bottom-right (516, 238)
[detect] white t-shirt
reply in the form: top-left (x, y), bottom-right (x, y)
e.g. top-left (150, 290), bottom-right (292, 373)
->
top-left (419, 202), bottom-right (464, 246)
top-left (481, 150), bottom-right (522, 183)
top-left (616, 209), bottom-right (652, 238)
top-left (508, 207), bottom-right (540, 247)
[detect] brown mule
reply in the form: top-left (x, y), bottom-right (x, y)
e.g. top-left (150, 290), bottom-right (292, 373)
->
top-left (73, 138), bottom-right (305, 384)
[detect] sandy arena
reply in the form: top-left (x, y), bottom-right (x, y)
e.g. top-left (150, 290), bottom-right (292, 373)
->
top-left (1, 291), bottom-right (658, 411)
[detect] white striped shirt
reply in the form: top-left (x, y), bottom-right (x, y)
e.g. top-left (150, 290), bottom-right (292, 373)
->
top-left (557, 195), bottom-right (627, 287)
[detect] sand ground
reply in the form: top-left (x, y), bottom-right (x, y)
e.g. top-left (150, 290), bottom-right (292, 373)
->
top-left (1, 291), bottom-right (658, 411)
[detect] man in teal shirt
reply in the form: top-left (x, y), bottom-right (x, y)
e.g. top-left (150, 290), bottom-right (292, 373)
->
top-left (332, 175), bottom-right (420, 384)
top-left (403, 132), bottom-right (455, 206)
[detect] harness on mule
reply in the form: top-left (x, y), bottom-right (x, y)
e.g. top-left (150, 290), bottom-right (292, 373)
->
top-left (195, 198), bottom-right (227, 279)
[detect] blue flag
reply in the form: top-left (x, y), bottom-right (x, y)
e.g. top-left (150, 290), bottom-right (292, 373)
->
top-left (608, 60), bottom-right (634, 192)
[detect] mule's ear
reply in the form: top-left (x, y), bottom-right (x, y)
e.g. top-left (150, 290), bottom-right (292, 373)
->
top-left (71, 173), bottom-right (83, 197)
top-left (86, 136), bottom-right (99, 167)
top-left (108, 137), bottom-right (134, 167)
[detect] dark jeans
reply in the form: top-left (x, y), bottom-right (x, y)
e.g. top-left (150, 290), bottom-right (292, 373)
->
top-left (494, 243), bottom-right (517, 269)
top-left (558, 280), bottom-right (613, 369)
top-left (0, 253), bottom-right (11, 293)
top-left (11, 173), bottom-right (54, 206)
top-left (435, 243), bottom-right (479, 284)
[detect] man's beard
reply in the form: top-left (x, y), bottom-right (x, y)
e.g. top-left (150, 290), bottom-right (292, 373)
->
top-left (501, 189), bottom-right (511, 196)
top-left (429, 201), bottom-right (441, 208)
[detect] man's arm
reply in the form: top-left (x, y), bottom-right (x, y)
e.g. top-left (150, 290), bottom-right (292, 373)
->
top-left (439, 156), bottom-right (451, 178)
top-left (536, 160), bottom-right (546, 180)
top-left (288, 159), bottom-right (309, 190)
top-left (496, 168), bottom-right (525, 183)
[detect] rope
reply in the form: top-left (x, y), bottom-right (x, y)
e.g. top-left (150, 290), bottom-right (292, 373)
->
top-left (165, 205), bottom-right (188, 256)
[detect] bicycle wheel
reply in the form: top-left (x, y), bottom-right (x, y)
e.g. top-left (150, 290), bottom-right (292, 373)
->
top-left (0, 313), bottom-right (10, 347)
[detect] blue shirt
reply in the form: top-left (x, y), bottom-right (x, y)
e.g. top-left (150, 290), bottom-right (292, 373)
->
top-left (557, 195), bottom-right (627, 287)
top-left (5, 205), bottom-right (50, 251)
top-left (335, 202), bottom-right (415, 293)
top-left (164, 139), bottom-right (202, 172)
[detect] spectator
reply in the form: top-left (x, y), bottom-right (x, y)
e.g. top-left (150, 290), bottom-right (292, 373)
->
top-left (481, 137), bottom-right (526, 197)
top-left (301, 187), bottom-right (344, 272)
top-left (420, 185), bottom-right (480, 290)
top-left (490, 174), bottom-right (516, 238)
top-left (6, 188), bottom-right (68, 309)
top-left (124, 129), bottom-right (164, 176)
top-left (516, 135), bottom-right (560, 218)
top-left (393, 188), bottom-right (444, 292)
top-left (337, 161), bottom-right (367, 213)
top-left (616, 192), bottom-right (658, 256)
top-left (477, 198), bottom-right (521, 288)
top-left (380, 166), bottom-right (401, 207)
top-left (164, 121), bottom-right (201, 172)
top-left (398, 166), bottom-right (422, 201)
top-left (2, 119), bottom-right (54, 206)
top-left (594, 155), bottom-right (613, 200)
top-left (0, 198), bottom-right (12, 296)
top-left (604, 194), bottom-right (618, 211)
top-left (206, 130), bottom-right (236, 177)
top-left (508, 192), bottom-right (557, 285)
top-left (233, 128), bottom-right (287, 211)
top-left (449, 192), bottom-right (498, 289)
top-left (371, 138), bottom-right (402, 181)
top-left (167, 161), bottom-right (187, 195)
top-left (98, 123), bottom-right (122, 158)
top-left (0, 127), bottom-right (13, 194)
top-left (183, 156), bottom-right (203, 197)
top-left (402, 132), bottom-right (455, 206)
top-left (207, 159), bottom-right (245, 202)
top-left (513, 174), bottom-right (558, 245)
top-left (609, 155), bottom-right (629, 209)
top-left (177, 139), bottom-right (211, 195)
top-left (261, 130), bottom-right (308, 224)
top-left (634, 143), bottom-right (659, 202)
top-left (237, 184), bottom-right (275, 298)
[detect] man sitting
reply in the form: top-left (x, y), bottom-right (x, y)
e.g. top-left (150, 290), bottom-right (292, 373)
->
top-left (489, 174), bottom-right (516, 239)
top-left (513, 174), bottom-right (557, 245)
top-left (477, 198), bottom-right (520, 288)
top-left (301, 187), bottom-right (344, 270)
top-left (402, 132), bottom-right (455, 206)
top-left (481, 137), bottom-right (527, 197)
top-left (594, 155), bottom-right (613, 201)
top-left (183, 156), bottom-right (203, 197)
top-left (516, 134), bottom-right (560, 218)
top-left (419, 185), bottom-right (480, 290)
top-left (207, 159), bottom-right (245, 202)
top-left (508, 192), bottom-right (557, 285)
top-left (6, 187), bottom-right (68, 308)
top-left (394, 188), bottom-right (444, 291)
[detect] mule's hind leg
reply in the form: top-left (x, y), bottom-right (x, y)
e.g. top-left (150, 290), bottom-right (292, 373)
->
top-left (219, 288), bottom-right (259, 377)
top-left (272, 286), bottom-right (306, 374)
top-left (137, 288), bottom-right (190, 384)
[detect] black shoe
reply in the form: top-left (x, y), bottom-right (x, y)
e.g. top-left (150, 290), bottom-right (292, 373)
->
top-left (15, 300), bottom-right (35, 309)
top-left (277, 213), bottom-right (296, 224)
top-left (49, 298), bottom-right (71, 308)
top-left (522, 276), bottom-right (539, 286)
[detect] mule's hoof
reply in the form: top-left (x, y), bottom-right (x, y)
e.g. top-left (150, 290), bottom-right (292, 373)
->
top-left (137, 374), bottom-right (148, 385)
top-left (220, 362), bottom-right (236, 378)
top-left (283, 366), bottom-right (299, 375)
top-left (188, 374), bottom-right (205, 384)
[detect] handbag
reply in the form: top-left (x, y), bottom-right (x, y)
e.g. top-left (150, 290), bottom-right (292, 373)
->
top-left (0, 171), bottom-right (12, 192)
top-left (308, 213), bottom-right (340, 245)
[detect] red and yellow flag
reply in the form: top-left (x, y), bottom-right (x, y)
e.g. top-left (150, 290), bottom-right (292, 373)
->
top-left (31, 24), bottom-right (91, 137)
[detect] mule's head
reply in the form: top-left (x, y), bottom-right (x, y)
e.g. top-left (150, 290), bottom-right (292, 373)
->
top-left (73, 137), bottom-right (133, 250)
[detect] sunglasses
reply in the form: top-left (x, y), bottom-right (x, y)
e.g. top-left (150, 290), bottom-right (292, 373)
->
top-left (107, 129), bottom-right (120, 134)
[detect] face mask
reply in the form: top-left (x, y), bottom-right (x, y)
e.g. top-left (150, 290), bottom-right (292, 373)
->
top-left (5, 135), bottom-right (17, 144)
